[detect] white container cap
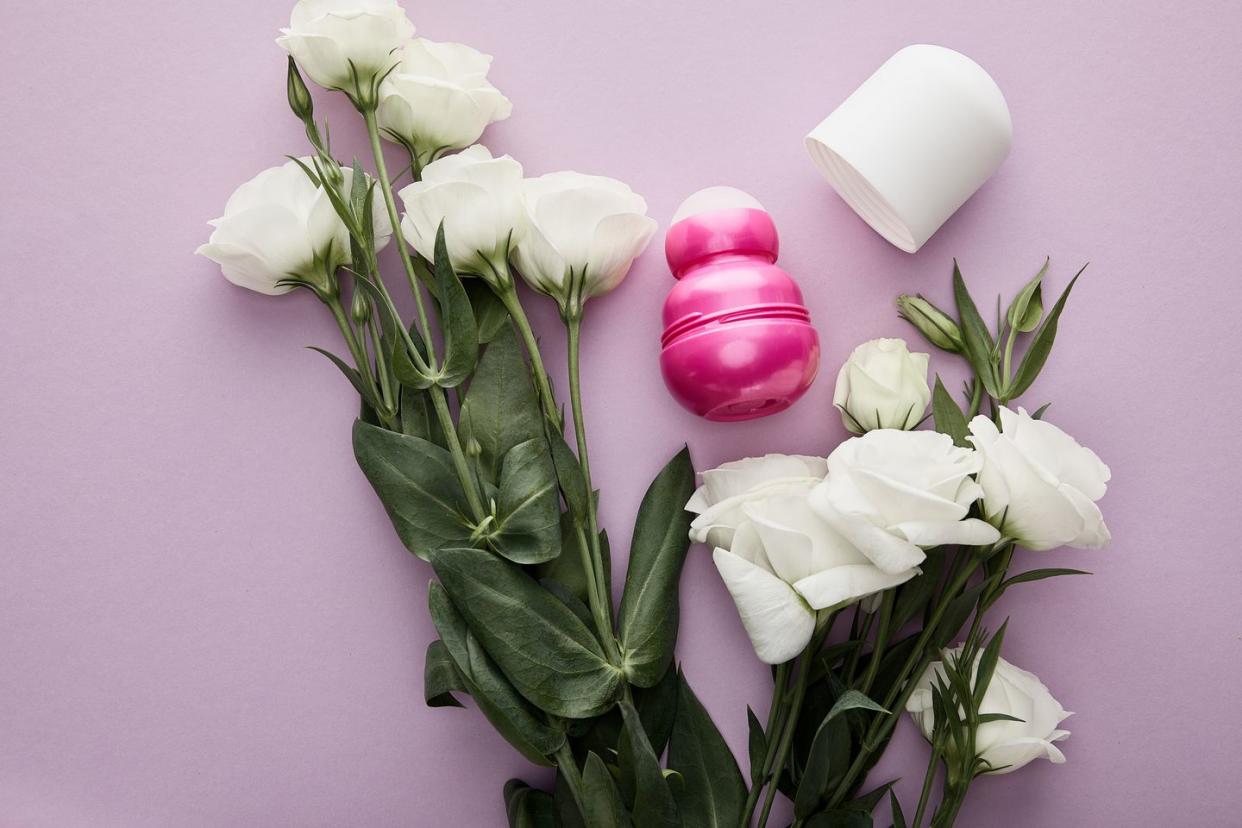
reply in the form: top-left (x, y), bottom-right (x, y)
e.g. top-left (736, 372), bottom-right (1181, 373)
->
top-left (672, 186), bottom-right (765, 224)
top-left (806, 45), bottom-right (1012, 253)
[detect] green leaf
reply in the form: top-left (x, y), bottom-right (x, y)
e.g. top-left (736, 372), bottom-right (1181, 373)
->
top-left (668, 671), bottom-right (744, 827)
top-left (618, 447), bottom-right (696, 687)
top-left (890, 790), bottom-right (908, 828)
top-left (1006, 258), bottom-right (1048, 333)
top-left (952, 262), bottom-right (1000, 397)
top-left (844, 780), bottom-right (896, 813)
top-left (931, 376), bottom-right (970, 447)
top-left (549, 431), bottom-right (589, 519)
top-left (459, 327), bottom-right (544, 484)
top-left (747, 706), bottom-right (767, 785)
top-left (934, 581), bottom-right (989, 649)
top-left (634, 665), bottom-right (680, 757)
top-left (504, 780), bottom-right (559, 828)
top-left (977, 712), bottom-right (1026, 724)
top-left (1006, 267), bottom-right (1084, 400)
top-left (1030, 402), bottom-right (1052, 420)
top-left (429, 547), bottom-right (622, 718)
top-left (429, 583), bottom-right (564, 765)
top-left (619, 702), bottom-right (680, 827)
top-left (972, 620), bottom-right (1009, 706)
top-left (891, 549), bottom-right (947, 631)
top-left (540, 578), bottom-right (595, 631)
top-left (424, 639), bottom-right (466, 708)
top-left (582, 752), bottom-right (631, 828)
top-left (431, 223), bottom-right (480, 388)
top-left (554, 770), bottom-right (588, 828)
top-left (1001, 567), bottom-right (1090, 590)
top-left (392, 336), bottom-right (435, 390)
top-left (805, 810), bottom-right (873, 827)
top-left (399, 384), bottom-right (443, 445)
top-left (795, 708), bottom-right (853, 819)
top-left (466, 279), bottom-right (511, 343)
top-left (492, 438), bottom-right (561, 564)
top-left (307, 346), bottom-right (375, 406)
top-left (827, 690), bottom-right (889, 721)
top-left (351, 420), bottom-right (471, 559)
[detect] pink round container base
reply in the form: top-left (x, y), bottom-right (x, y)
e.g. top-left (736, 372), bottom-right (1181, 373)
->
top-left (659, 318), bottom-right (820, 422)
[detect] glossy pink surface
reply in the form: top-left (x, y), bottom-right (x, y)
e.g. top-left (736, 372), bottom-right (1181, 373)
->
top-left (661, 208), bottom-right (821, 420)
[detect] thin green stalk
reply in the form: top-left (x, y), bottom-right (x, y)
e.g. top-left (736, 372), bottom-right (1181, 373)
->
top-left (857, 590), bottom-right (895, 695)
top-left (826, 558), bottom-right (982, 808)
top-left (498, 283), bottom-right (563, 431)
top-left (367, 313), bottom-right (397, 417)
top-left (361, 107), bottom-right (437, 361)
top-left (428, 387), bottom-right (487, 521)
top-left (931, 783), bottom-right (968, 827)
top-left (574, 522), bottom-right (621, 665)
top-left (739, 663), bottom-right (791, 827)
top-left (755, 613), bottom-right (837, 828)
top-left (325, 294), bottom-right (394, 429)
top-left (565, 315), bottom-right (609, 617)
top-left (911, 743), bottom-right (941, 828)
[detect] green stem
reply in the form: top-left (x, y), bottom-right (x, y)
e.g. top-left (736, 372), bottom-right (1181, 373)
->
top-left (826, 558), bottom-right (982, 809)
top-left (498, 283), bottom-right (563, 431)
top-left (931, 783), bottom-right (969, 827)
top-left (739, 663), bottom-right (791, 828)
top-left (325, 294), bottom-right (394, 429)
top-left (911, 743), bottom-right (941, 828)
top-left (755, 613), bottom-right (837, 828)
top-left (428, 387), bottom-right (487, 521)
top-left (553, 742), bottom-right (590, 824)
top-left (362, 107), bottom-right (437, 364)
top-left (367, 314), bottom-right (397, 417)
top-left (565, 315), bottom-right (609, 618)
top-left (574, 522), bottom-right (621, 664)
top-left (857, 590), bottom-right (895, 696)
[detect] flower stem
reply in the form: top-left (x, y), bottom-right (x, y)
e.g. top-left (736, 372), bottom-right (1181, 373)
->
top-left (826, 557), bottom-right (982, 809)
top-left (565, 315), bottom-right (610, 620)
top-left (754, 612), bottom-right (837, 828)
top-left (324, 293), bottom-right (394, 429)
top-left (498, 283), bottom-right (564, 432)
top-left (911, 741), bottom-right (941, 827)
top-left (857, 590), bottom-right (895, 696)
top-left (362, 107), bottom-right (437, 363)
top-left (739, 662), bottom-right (790, 828)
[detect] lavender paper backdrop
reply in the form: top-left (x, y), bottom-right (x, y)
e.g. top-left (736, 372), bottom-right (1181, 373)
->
top-left (2, 1), bottom-right (1239, 825)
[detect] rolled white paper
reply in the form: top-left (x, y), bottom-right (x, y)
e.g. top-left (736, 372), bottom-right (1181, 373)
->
top-left (805, 45), bottom-right (1012, 253)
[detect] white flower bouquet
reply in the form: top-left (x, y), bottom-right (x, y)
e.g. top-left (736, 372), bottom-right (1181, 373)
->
top-left (201, 4), bottom-right (1111, 825)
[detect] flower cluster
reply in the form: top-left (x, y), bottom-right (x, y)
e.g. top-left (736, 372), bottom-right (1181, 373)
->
top-left (693, 263), bottom-right (1111, 825)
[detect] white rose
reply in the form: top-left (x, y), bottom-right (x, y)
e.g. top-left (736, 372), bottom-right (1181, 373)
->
top-left (968, 406), bottom-right (1111, 550)
top-left (907, 646), bottom-right (1072, 774)
top-left (685, 454), bottom-right (827, 551)
top-left (277, 0), bottom-right (416, 100)
top-left (833, 338), bottom-right (931, 434)
top-left (377, 39), bottom-right (512, 162)
top-left (713, 495), bottom-right (920, 664)
top-left (196, 158), bottom-right (391, 295)
top-left (397, 145), bottom-right (525, 281)
top-left (808, 430), bottom-right (1000, 574)
top-left (512, 172), bottom-right (658, 316)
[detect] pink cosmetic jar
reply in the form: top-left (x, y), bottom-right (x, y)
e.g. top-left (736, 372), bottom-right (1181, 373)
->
top-left (660, 187), bottom-right (820, 421)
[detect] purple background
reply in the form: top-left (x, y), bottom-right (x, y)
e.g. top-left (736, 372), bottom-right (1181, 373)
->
top-left (3, 1), bottom-right (1240, 825)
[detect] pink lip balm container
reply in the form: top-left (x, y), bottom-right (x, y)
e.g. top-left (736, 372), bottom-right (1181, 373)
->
top-left (660, 187), bottom-right (820, 421)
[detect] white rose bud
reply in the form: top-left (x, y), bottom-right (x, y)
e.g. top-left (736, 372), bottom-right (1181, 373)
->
top-left (397, 145), bottom-right (525, 283)
top-left (833, 338), bottom-right (932, 434)
top-left (685, 454), bottom-right (828, 551)
top-left (377, 39), bottom-right (512, 163)
top-left (968, 406), bottom-right (1111, 550)
top-left (712, 496), bottom-right (919, 665)
top-left (512, 172), bottom-right (657, 318)
top-left (908, 647), bottom-right (1072, 774)
top-left (809, 431), bottom-right (1000, 574)
top-left (277, 0), bottom-right (416, 104)
top-left (196, 158), bottom-right (391, 296)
